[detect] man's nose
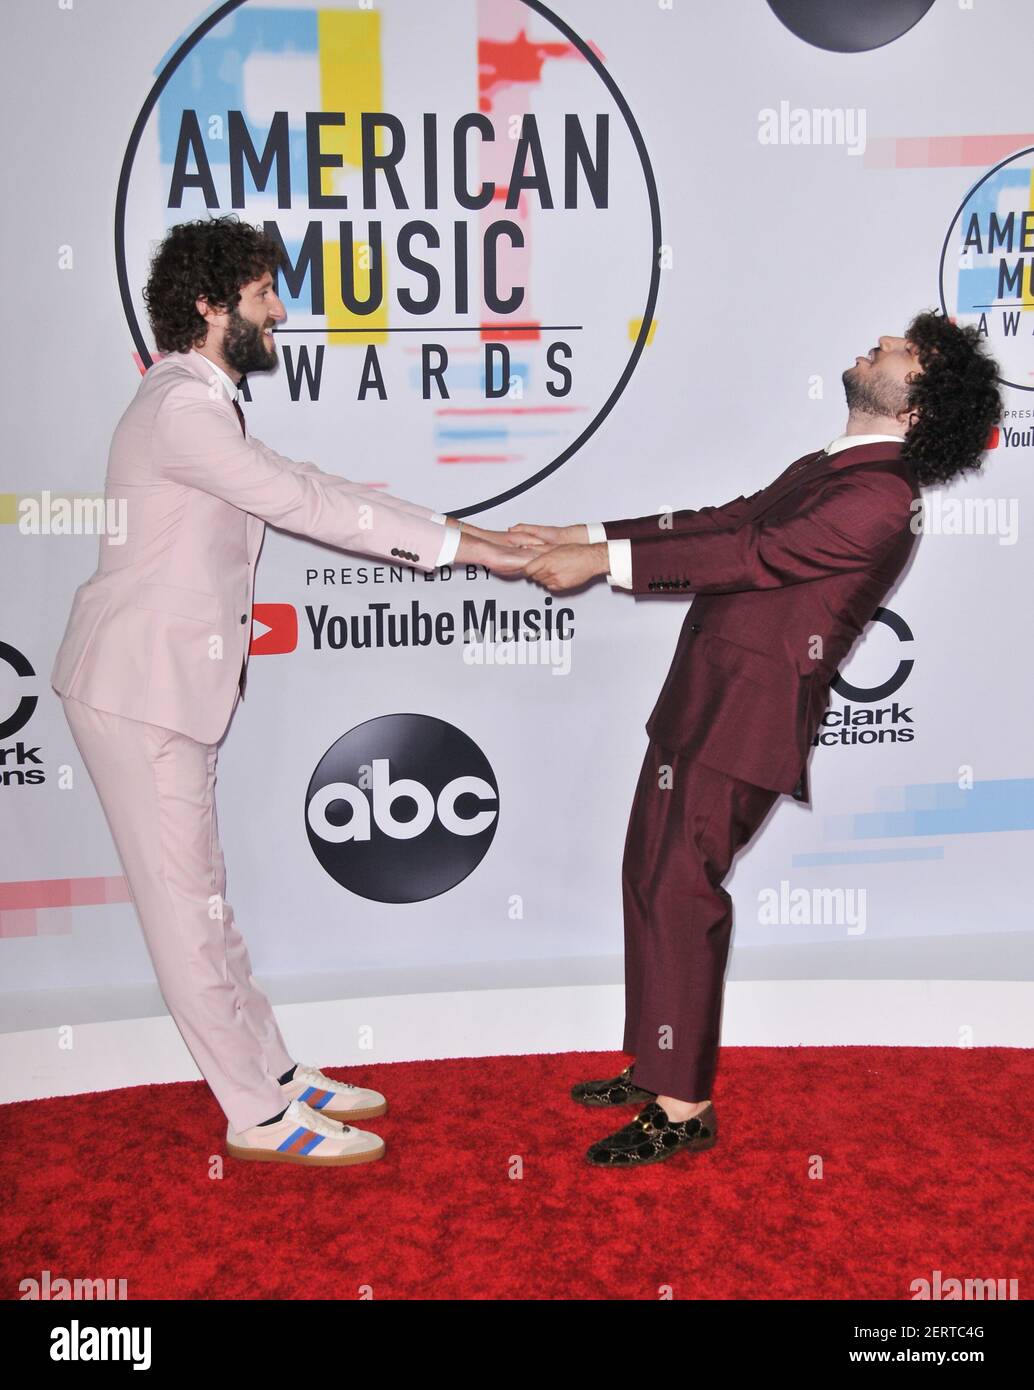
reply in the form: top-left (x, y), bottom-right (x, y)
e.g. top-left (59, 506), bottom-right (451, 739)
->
top-left (269, 296), bottom-right (287, 322)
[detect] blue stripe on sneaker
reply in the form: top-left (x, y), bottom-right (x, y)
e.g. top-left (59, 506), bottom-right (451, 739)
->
top-left (276, 1126), bottom-right (327, 1155)
top-left (300, 1085), bottom-right (332, 1109)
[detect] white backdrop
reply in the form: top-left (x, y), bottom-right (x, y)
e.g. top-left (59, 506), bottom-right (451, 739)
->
top-left (2, 0), bottom-right (1032, 1048)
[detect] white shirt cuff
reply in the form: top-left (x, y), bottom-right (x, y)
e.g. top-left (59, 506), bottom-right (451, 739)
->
top-left (585, 522), bottom-right (608, 543)
top-left (605, 539), bottom-right (633, 589)
top-left (435, 522), bottom-right (462, 567)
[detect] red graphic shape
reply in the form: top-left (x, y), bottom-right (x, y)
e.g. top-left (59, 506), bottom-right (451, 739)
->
top-left (250, 603), bottom-right (298, 655)
top-left (478, 29), bottom-right (600, 111)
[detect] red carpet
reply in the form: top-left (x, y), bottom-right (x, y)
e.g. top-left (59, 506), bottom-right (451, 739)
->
top-left (3, 1048), bottom-right (1030, 1300)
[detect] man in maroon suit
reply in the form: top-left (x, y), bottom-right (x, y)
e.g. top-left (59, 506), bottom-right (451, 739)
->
top-left (514, 311), bottom-right (1001, 1167)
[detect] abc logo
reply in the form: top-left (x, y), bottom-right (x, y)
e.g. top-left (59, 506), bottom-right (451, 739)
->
top-left (304, 714), bottom-right (499, 903)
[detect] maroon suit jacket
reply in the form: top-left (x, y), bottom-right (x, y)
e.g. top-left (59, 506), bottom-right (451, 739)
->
top-left (602, 441), bottom-right (920, 804)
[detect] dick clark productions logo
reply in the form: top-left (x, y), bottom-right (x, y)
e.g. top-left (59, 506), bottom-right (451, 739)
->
top-left (305, 715), bottom-right (499, 903)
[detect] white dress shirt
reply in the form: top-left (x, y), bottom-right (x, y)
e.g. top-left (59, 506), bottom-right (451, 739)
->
top-left (192, 350), bottom-right (461, 568)
top-left (587, 432), bottom-right (904, 591)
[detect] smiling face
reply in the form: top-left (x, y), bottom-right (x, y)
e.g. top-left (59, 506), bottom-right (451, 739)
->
top-left (197, 269), bottom-right (286, 375)
top-left (842, 334), bottom-right (923, 424)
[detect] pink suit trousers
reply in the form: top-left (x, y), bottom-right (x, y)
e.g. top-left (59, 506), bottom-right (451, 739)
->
top-left (60, 692), bottom-right (294, 1131)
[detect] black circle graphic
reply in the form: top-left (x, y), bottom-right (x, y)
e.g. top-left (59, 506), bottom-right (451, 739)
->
top-left (0, 641), bottom-right (37, 741)
top-left (831, 606), bottom-right (915, 703)
top-left (114, 0), bottom-right (662, 518)
top-left (304, 714), bottom-right (499, 903)
top-left (767, 0), bottom-right (936, 53)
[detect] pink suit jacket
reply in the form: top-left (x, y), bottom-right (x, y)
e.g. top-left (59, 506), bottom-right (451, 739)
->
top-left (602, 441), bottom-right (921, 804)
top-left (50, 349), bottom-right (450, 744)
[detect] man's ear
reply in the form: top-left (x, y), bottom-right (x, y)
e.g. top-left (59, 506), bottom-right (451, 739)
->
top-left (196, 294), bottom-right (226, 325)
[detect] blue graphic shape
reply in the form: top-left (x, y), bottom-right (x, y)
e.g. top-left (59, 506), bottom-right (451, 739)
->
top-left (824, 779), bottom-right (1034, 840)
top-left (955, 168), bottom-right (1032, 310)
top-left (791, 847), bottom-right (945, 867)
top-left (157, 6), bottom-right (318, 204)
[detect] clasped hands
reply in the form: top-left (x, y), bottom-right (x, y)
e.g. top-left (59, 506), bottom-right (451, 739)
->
top-left (453, 520), bottom-right (609, 593)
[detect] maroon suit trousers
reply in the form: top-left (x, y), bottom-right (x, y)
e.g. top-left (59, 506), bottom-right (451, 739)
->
top-left (621, 740), bottom-right (781, 1099)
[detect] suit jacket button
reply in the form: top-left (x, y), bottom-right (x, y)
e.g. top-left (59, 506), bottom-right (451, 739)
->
top-left (391, 548), bottom-right (399, 557)
top-left (240, 614), bottom-right (247, 624)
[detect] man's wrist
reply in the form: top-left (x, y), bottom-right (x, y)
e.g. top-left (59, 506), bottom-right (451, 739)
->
top-left (590, 541), bottom-right (611, 577)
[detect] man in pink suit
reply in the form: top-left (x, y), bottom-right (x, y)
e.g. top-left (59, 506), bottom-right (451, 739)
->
top-left (51, 215), bottom-right (530, 1167)
top-left (514, 312), bottom-right (1002, 1168)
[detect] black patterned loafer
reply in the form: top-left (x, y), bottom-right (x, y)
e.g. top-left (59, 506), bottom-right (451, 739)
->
top-left (585, 1101), bottom-right (718, 1166)
top-left (570, 1064), bottom-right (657, 1108)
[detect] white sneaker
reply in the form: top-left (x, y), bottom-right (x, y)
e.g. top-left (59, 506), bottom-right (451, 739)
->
top-left (280, 1062), bottom-right (387, 1122)
top-left (226, 1098), bottom-right (385, 1166)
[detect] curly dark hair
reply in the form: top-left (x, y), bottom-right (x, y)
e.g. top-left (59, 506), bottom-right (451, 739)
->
top-left (143, 215), bottom-right (287, 353)
top-left (900, 310), bottom-right (1002, 486)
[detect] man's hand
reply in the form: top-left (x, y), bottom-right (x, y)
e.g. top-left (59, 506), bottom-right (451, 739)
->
top-left (452, 520), bottom-right (547, 549)
top-left (525, 542), bottom-right (610, 592)
top-left (455, 530), bottom-right (540, 575)
top-left (509, 522), bottom-right (590, 546)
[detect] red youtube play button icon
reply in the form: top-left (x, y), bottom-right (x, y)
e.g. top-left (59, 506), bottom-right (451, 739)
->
top-left (250, 604), bottom-right (298, 655)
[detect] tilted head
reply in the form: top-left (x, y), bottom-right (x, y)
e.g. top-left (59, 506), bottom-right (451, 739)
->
top-left (843, 310), bottom-right (1003, 487)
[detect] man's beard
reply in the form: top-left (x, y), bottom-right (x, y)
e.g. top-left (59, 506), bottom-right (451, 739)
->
top-left (222, 305), bottom-right (276, 374)
top-left (842, 364), bottom-right (911, 421)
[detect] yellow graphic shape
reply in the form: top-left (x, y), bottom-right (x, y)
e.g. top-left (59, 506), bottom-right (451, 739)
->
top-left (629, 317), bottom-right (658, 346)
top-left (319, 9), bottom-right (387, 343)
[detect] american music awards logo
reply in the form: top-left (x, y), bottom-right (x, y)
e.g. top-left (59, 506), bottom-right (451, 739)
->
top-left (939, 144), bottom-right (1034, 396)
top-left (115, 0), bottom-right (659, 517)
